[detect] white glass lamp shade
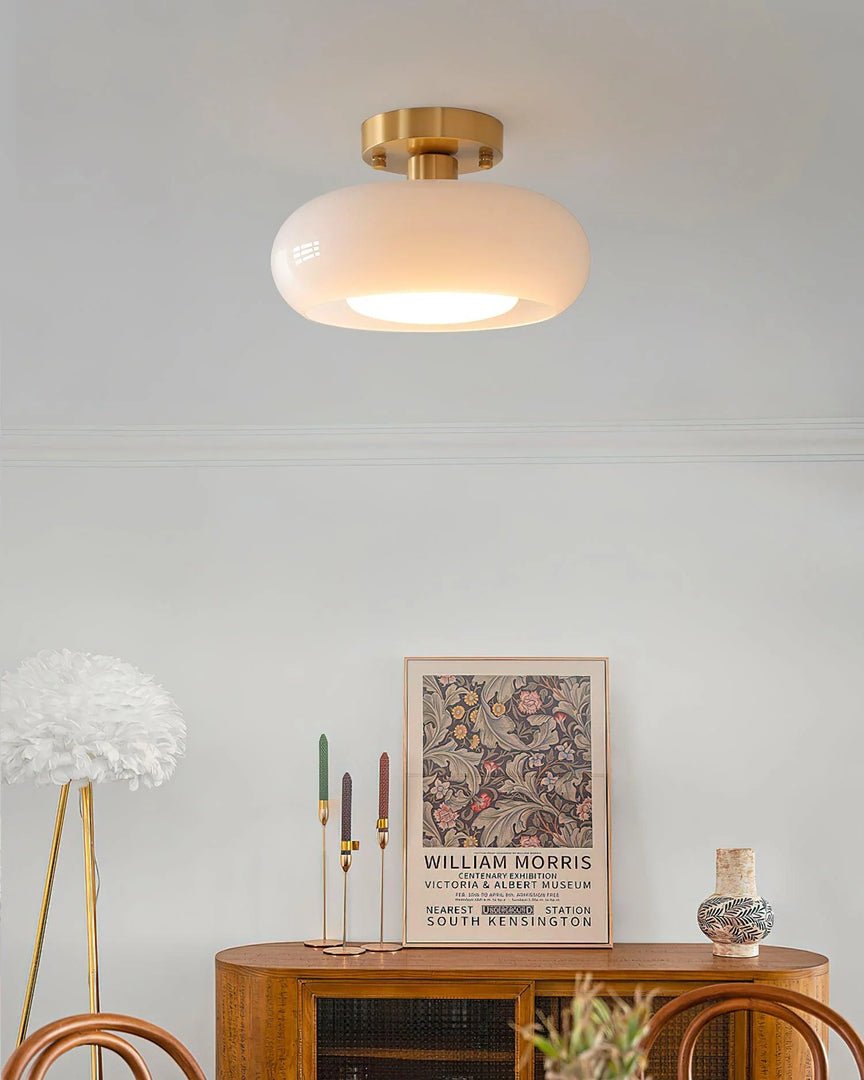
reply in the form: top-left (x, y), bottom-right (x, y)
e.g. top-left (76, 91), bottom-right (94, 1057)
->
top-left (271, 181), bottom-right (590, 331)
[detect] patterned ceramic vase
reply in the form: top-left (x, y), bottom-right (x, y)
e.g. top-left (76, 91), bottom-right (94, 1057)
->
top-left (697, 848), bottom-right (774, 957)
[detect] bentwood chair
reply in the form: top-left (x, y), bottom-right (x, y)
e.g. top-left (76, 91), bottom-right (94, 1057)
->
top-left (644, 982), bottom-right (864, 1080)
top-left (2, 1014), bottom-right (207, 1080)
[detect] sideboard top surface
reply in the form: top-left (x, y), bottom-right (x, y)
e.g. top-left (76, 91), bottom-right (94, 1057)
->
top-left (215, 942), bottom-right (827, 980)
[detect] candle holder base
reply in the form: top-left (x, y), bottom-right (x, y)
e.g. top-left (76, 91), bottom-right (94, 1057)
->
top-left (323, 944), bottom-right (367, 956)
top-left (304, 938), bottom-right (341, 948)
top-left (363, 942), bottom-right (403, 952)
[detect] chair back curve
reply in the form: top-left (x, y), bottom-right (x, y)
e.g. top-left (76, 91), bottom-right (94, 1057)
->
top-left (2, 1014), bottom-right (207, 1080)
top-left (644, 982), bottom-right (864, 1080)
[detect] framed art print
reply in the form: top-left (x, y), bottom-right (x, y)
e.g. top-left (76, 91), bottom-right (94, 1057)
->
top-left (403, 657), bottom-right (611, 947)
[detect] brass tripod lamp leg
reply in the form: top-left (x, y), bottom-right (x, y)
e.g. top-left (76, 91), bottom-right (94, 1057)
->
top-left (81, 782), bottom-right (103, 1080)
top-left (17, 782), bottom-right (71, 1046)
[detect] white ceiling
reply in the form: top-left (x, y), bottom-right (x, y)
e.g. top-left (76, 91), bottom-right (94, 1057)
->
top-left (3, 0), bottom-right (862, 426)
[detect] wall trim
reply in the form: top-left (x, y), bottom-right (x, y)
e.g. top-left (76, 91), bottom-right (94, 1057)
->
top-left (2, 419), bottom-right (863, 466)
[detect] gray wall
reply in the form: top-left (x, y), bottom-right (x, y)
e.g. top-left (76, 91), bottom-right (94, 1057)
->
top-left (2, 460), bottom-right (862, 1076)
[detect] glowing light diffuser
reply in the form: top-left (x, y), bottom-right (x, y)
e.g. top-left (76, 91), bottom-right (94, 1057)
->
top-left (347, 292), bottom-right (519, 325)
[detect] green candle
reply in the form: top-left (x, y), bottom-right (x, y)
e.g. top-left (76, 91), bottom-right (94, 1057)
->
top-left (318, 733), bottom-right (329, 801)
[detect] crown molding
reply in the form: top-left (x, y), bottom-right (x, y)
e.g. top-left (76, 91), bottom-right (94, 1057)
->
top-left (2, 419), bottom-right (863, 467)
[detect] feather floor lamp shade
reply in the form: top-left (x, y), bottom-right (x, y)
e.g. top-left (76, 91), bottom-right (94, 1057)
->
top-left (0, 649), bottom-right (185, 1080)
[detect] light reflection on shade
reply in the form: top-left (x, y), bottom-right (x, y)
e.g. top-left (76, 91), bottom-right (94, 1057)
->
top-left (292, 240), bottom-right (320, 265)
top-left (346, 292), bottom-right (519, 326)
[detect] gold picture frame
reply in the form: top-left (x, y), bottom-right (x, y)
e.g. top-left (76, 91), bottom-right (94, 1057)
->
top-left (403, 657), bottom-right (612, 948)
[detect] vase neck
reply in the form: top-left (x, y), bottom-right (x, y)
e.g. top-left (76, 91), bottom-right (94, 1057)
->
top-left (715, 848), bottom-right (757, 897)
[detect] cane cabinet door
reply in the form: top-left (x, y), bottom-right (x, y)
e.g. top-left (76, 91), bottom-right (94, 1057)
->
top-left (300, 979), bottom-right (534, 1080)
top-left (534, 982), bottom-right (747, 1080)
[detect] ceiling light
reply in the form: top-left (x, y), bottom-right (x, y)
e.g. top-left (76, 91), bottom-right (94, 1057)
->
top-left (271, 107), bottom-right (590, 332)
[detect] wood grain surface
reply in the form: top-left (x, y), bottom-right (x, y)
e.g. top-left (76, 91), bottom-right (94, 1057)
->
top-left (215, 943), bottom-right (829, 1080)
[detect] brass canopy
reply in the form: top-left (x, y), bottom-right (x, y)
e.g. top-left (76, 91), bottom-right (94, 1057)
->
top-left (361, 107), bottom-right (504, 179)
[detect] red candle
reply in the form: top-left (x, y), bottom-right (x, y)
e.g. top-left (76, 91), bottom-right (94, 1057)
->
top-left (378, 753), bottom-right (389, 820)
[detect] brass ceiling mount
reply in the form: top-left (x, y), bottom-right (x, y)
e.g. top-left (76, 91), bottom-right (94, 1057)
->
top-left (361, 107), bottom-right (504, 180)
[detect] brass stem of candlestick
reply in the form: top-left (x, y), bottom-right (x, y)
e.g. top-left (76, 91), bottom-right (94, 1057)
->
top-left (379, 845), bottom-right (384, 942)
top-left (80, 782), bottom-right (103, 1080)
top-left (364, 820), bottom-right (402, 953)
top-left (341, 864), bottom-right (348, 944)
top-left (322, 816), bottom-right (328, 940)
top-left (323, 842), bottom-right (364, 956)
top-left (17, 783), bottom-right (71, 1047)
top-left (305, 801), bottom-right (339, 948)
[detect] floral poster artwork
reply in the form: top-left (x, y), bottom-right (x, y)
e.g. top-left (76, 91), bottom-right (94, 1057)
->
top-left (422, 673), bottom-right (593, 850)
top-left (404, 657), bottom-right (611, 948)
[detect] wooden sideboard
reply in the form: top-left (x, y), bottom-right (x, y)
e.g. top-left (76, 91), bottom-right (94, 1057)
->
top-left (215, 942), bottom-right (828, 1080)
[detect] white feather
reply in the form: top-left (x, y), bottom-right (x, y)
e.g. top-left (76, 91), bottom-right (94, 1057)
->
top-left (0, 649), bottom-right (185, 788)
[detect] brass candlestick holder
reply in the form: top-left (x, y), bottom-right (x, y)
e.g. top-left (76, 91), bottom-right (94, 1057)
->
top-left (323, 841), bottom-right (365, 956)
top-left (304, 800), bottom-right (339, 948)
top-left (364, 819), bottom-right (402, 952)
